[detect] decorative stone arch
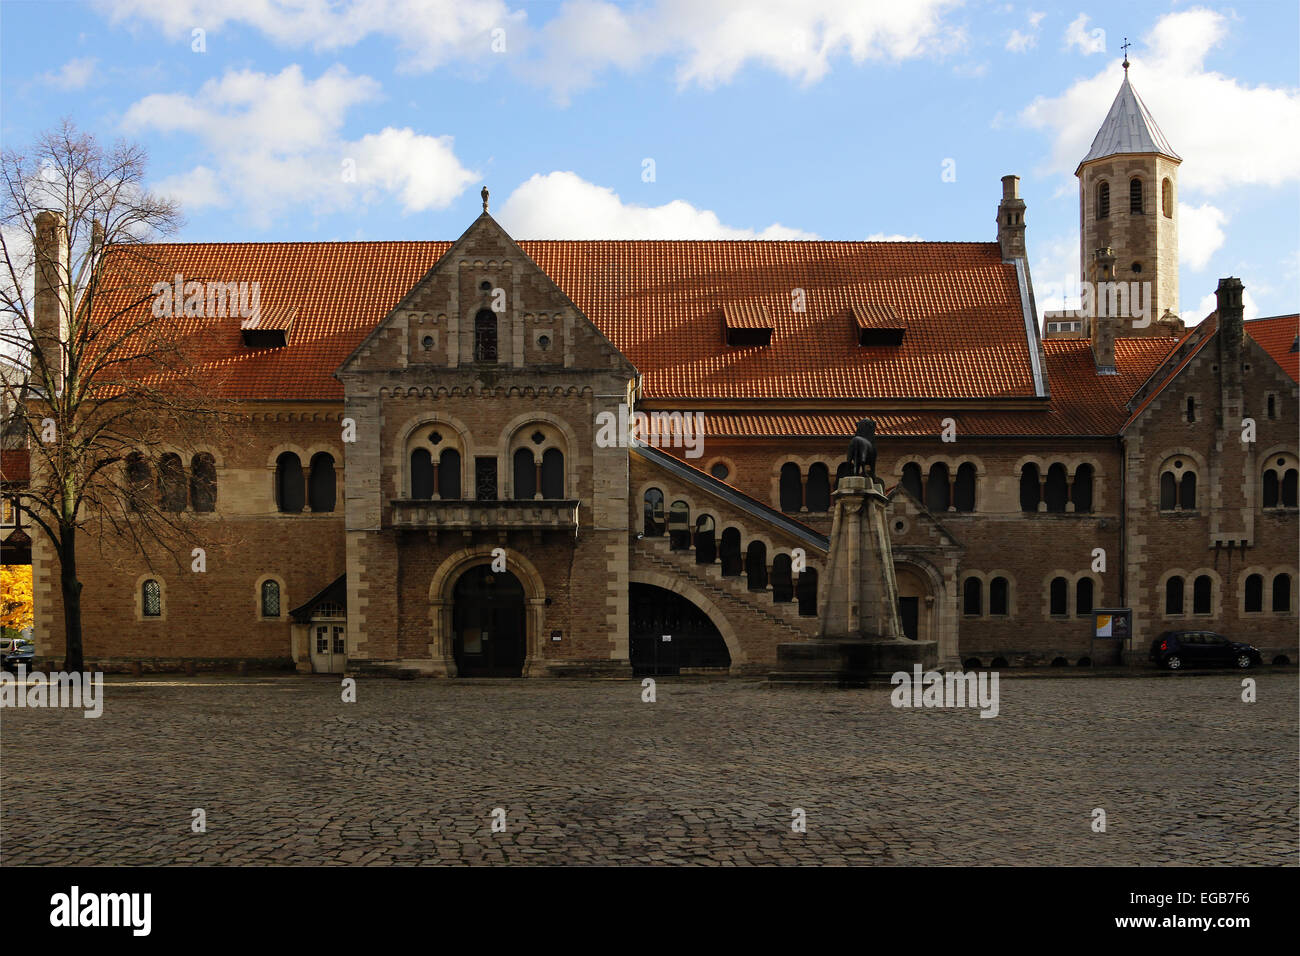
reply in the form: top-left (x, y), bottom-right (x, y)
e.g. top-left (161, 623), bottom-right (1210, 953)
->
top-left (186, 441), bottom-right (226, 470)
top-left (1153, 447), bottom-right (1206, 511)
top-left (253, 573), bottom-right (288, 621)
top-left (1236, 565), bottom-right (1271, 615)
top-left (393, 411), bottom-right (473, 499)
top-left (984, 568), bottom-right (1017, 618)
top-left (1012, 454), bottom-right (1047, 476)
top-left (629, 568), bottom-right (746, 669)
top-left (1157, 567), bottom-right (1191, 619)
top-left (1068, 570), bottom-right (1102, 618)
top-left (133, 572), bottom-right (168, 622)
top-left (427, 547), bottom-right (549, 678)
top-left (959, 569), bottom-right (987, 616)
top-left (702, 455), bottom-right (739, 483)
top-left (498, 411), bottom-right (582, 499)
top-left (896, 556), bottom-right (955, 661)
top-left (1268, 566), bottom-right (1296, 614)
top-left (1187, 567), bottom-right (1223, 617)
top-left (1041, 569), bottom-right (1074, 618)
top-left (266, 442), bottom-right (310, 471)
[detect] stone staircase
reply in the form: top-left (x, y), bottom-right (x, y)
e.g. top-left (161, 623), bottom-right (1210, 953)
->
top-left (633, 536), bottom-right (819, 641)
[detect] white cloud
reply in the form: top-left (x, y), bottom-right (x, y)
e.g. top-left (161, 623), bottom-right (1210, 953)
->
top-left (1031, 233), bottom-right (1083, 315)
top-left (42, 57), bottom-right (98, 90)
top-left (1022, 10), bottom-right (1300, 194)
top-left (1178, 202), bottom-right (1227, 270)
top-left (1063, 13), bottom-right (1105, 55)
top-left (122, 66), bottom-right (477, 225)
top-left (496, 171), bottom-right (816, 239)
top-left (1006, 11), bottom-right (1044, 53)
top-left (866, 232), bottom-right (923, 241)
top-left (101, 0), bottom-right (964, 99)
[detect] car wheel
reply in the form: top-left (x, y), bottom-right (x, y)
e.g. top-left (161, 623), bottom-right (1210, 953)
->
top-left (1166, 655), bottom-right (1183, 670)
top-left (1235, 654), bottom-right (1253, 669)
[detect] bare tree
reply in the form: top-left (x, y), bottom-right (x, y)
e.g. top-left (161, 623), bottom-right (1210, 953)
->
top-left (0, 120), bottom-right (238, 670)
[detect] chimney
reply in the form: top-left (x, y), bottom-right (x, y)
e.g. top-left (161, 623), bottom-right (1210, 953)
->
top-left (996, 174), bottom-right (1026, 260)
top-left (1216, 276), bottom-right (1245, 393)
top-left (1089, 247), bottom-right (1117, 373)
top-left (33, 210), bottom-right (69, 393)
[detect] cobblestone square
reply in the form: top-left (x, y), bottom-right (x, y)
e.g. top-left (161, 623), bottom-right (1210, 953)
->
top-left (1, 673), bottom-right (1296, 865)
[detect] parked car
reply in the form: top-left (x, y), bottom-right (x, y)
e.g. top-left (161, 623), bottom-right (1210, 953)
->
top-left (1, 638), bottom-right (34, 671)
top-left (1149, 631), bottom-right (1262, 670)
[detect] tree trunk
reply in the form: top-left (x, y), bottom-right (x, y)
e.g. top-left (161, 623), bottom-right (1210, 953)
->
top-left (60, 523), bottom-right (84, 671)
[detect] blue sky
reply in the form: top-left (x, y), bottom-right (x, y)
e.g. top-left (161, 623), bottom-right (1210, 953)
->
top-left (1, 0), bottom-right (1297, 321)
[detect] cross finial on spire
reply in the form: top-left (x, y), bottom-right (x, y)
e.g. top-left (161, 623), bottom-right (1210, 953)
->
top-left (1121, 36), bottom-right (1131, 73)
top-left (481, 185), bottom-right (489, 213)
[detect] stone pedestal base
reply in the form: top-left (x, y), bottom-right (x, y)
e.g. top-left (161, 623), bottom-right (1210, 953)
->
top-left (770, 638), bottom-right (939, 687)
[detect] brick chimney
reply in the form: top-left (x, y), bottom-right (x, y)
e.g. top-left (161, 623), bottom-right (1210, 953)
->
top-left (33, 210), bottom-right (69, 392)
top-left (1216, 276), bottom-right (1245, 404)
top-left (1089, 247), bottom-right (1117, 373)
top-left (996, 175), bottom-right (1026, 260)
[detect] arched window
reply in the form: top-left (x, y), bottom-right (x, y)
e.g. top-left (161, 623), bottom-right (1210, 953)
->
top-left (771, 554), bottom-right (794, 602)
top-left (126, 452), bottom-right (151, 512)
top-left (1044, 463), bottom-right (1068, 513)
top-left (473, 308), bottom-right (497, 362)
top-left (142, 579), bottom-right (162, 617)
top-left (643, 488), bottom-right (665, 537)
top-left (1129, 177), bottom-right (1143, 214)
top-left (439, 448), bottom-right (461, 499)
top-left (190, 453), bottom-right (216, 513)
top-left (308, 452), bottom-right (336, 512)
top-left (1193, 575), bottom-right (1212, 614)
top-left (512, 448), bottom-right (536, 500)
top-left (720, 528), bottom-right (742, 577)
top-left (962, 577), bottom-right (982, 616)
top-left (1076, 578), bottom-right (1094, 616)
top-left (805, 463), bottom-right (831, 512)
top-left (1166, 576), bottom-right (1184, 615)
top-left (158, 452), bottom-right (186, 512)
top-left (796, 568), bottom-right (818, 616)
top-left (1160, 458), bottom-right (1197, 511)
top-left (1267, 394), bottom-right (1277, 419)
top-left (540, 448), bottom-right (564, 500)
top-left (694, 515), bottom-right (716, 565)
top-left (925, 463), bottom-right (950, 512)
top-left (1262, 469), bottom-right (1279, 508)
top-left (1263, 456), bottom-right (1299, 508)
top-left (275, 452), bottom-right (304, 513)
top-left (1049, 576), bottom-right (1068, 616)
top-left (779, 463), bottom-right (802, 512)
top-left (1072, 464), bottom-right (1093, 513)
top-left (954, 462), bottom-right (976, 512)
top-left (1097, 181), bottom-right (1110, 219)
top-left (668, 500), bottom-right (690, 550)
top-left (901, 462), bottom-right (923, 499)
top-left (1186, 397), bottom-right (1196, 422)
top-left (1273, 573), bottom-right (1292, 613)
top-left (745, 541), bottom-right (768, 591)
top-left (1161, 178), bottom-right (1173, 218)
top-left (1020, 463), bottom-right (1041, 512)
top-left (411, 448), bottom-right (434, 500)
top-left (1244, 574), bottom-right (1263, 613)
top-left (261, 580), bottom-right (281, 618)
top-left (990, 577), bottom-right (1009, 616)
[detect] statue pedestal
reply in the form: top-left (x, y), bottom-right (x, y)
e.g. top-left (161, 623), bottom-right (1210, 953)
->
top-left (770, 476), bottom-right (937, 687)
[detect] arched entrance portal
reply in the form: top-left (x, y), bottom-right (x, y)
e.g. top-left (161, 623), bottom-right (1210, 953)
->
top-left (895, 563), bottom-right (934, 642)
top-left (629, 583), bottom-right (731, 676)
top-left (452, 565), bottom-right (526, 677)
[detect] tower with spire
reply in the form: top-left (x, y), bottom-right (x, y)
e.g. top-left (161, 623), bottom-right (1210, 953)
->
top-left (1076, 55), bottom-right (1183, 343)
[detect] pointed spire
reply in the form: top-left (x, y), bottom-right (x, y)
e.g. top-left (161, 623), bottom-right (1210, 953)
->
top-left (1077, 66), bottom-right (1180, 170)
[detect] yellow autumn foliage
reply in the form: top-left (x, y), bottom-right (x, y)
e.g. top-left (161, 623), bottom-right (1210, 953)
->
top-left (1, 565), bottom-right (34, 631)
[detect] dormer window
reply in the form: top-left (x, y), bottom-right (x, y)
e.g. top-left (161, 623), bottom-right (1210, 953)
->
top-left (240, 301), bottom-right (295, 348)
top-left (722, 302), bottom-right (773, 347)
top-left (852, 302), bottom-right (906, 347)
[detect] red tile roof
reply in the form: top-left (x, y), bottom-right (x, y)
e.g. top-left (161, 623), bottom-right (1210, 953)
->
top-left (91, 237), bottom-right (1040, 403)
top-left (1246, 314), bottom-right (1299, 382)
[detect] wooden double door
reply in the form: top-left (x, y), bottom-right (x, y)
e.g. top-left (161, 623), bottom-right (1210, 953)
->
top-left (452, 565), bottom-right (526, 677)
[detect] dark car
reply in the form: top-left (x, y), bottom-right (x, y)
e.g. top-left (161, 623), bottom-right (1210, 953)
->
top-left (1, 638), bottom-right (34, 671)
top-left (1149, 630), bottom-right (1262, 670)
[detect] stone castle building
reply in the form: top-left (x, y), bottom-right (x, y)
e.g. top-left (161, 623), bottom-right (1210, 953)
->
top-left (13, 68), bottom-right (1299, 675)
